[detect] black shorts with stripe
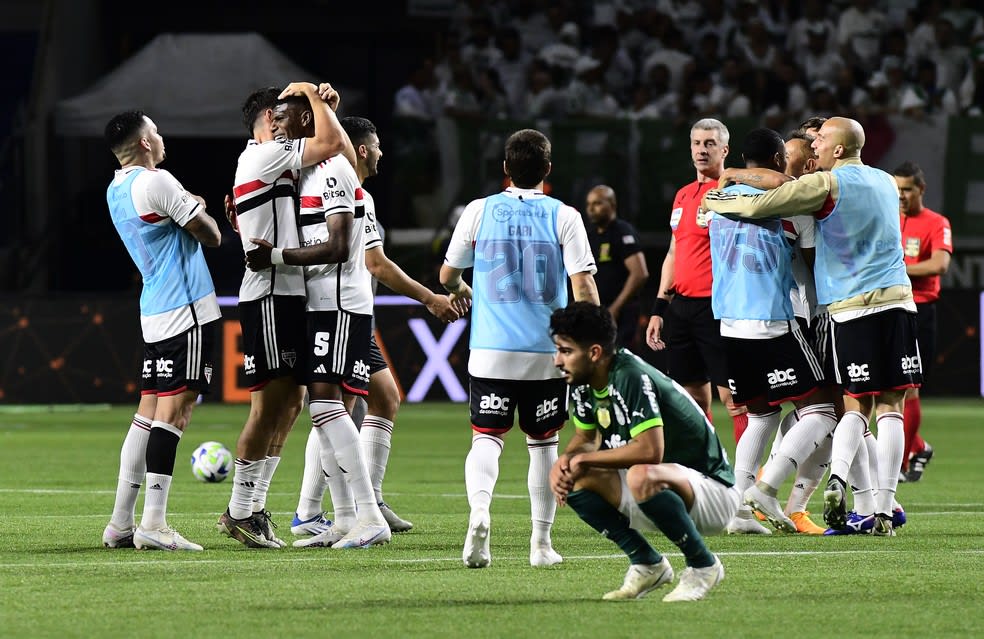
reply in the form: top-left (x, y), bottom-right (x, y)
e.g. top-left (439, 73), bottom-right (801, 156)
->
top-left (802, 311), bottom-right (837, 385)
top-left (367, 331), bottom-right (388, 375)
top-left (141, 320), bottom-right (218, 396)
top-left (664, 295), bottom-right (729, 388)
top-left (469, 377), bottom-right (568, 438)
top-left (239, 295), bottom-right (307, 389)
top-left (831, 308), bottom-right (922, 397)
top-left (723, 322), bottom-right (823, 407)
top-left (307, 309), bottom-right (372, 395)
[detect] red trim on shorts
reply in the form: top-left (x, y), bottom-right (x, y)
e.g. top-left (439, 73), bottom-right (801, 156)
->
top-left (341, 381), bottom-right (369, 397)
top-left (248, 380), bottom-right (269, 392)
top-left (844, 382), bottom-right (920, 398)
top-left (523, 425), bottom-right (564, 439)
top-left (730, 393), bottom-right (767, 408)
top-left (472, 424), bottom-right (509, 436)
top-left (140, 389), bottom-right (158, 396)
top-left (768, 386), bottom-right (821, 406)
top-left (157, 385), bottom-right (189, 397)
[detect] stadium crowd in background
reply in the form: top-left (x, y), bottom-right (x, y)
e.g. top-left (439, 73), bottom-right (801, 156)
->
top-left (394, 0), bottom-right (984, 133)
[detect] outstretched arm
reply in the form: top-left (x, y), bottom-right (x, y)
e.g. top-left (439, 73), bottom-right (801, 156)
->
top-left (367, 246), bottom-right (464, 322)
top-left (719, 167), bottom-right (793, 190)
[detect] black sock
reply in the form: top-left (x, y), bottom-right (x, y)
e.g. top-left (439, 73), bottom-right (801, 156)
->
top-left (145, 425), bottom-right (180, 475)
top-left (566, 489), bottom-right (661, 565)
top-left (636, 489), bottom-right (715, 569)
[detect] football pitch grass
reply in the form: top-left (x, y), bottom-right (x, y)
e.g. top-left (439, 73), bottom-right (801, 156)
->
top-left (1, 398), bottom-right (982, 638)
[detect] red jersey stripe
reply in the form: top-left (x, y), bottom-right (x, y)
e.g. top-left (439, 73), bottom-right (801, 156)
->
top-left (300, 195), bottom-right (321, 208)
top-left (140, 212), bottom-right (166, 223)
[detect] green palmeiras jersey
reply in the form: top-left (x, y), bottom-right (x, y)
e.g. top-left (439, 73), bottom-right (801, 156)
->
top-left (570, 349), bottom-right (735, 487)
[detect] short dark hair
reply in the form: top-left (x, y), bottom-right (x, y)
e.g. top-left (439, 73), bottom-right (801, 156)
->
top-left (796, 116), bottom-right (827, 134)
top-left (893, 160), bottom-right (926, 188)
top-left (340, 116), bottom-right (377, 147)
top-left (104, 110), bottom-right (147, 153)
top-left (241, 87), bottom-right (281, 136)
top-left (786, 130), bottom-right (815, 144)
top-left (550, 302), bottom-right (617, 355)
top-left (742, 128), bottom-right (785, 168)
top-left (504, 129), bottom-right (551, 188)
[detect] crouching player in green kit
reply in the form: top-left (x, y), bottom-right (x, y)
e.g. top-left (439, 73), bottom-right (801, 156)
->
top-left (549, 302), bottom-right (738, 602)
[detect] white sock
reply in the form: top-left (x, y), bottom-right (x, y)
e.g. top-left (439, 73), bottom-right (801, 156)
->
top-left (761, 403), bottom-right (837, 490)
top-left (296, 428), bottom-right (328, 520)
top-left (361, 416), bottom-right (394, 503)
top-left (321, 445), bottom-right (356, 529)
top-left (734, 410), bottom-right (781, 493)
top-left (465, 434), bottom-right (503, 513)
top-left (229, 458), bottom-right (264, 520)
top-left (874, 412), bottom-right (905, 515)
top-left (140, 472), bottom-right (173, 530)
top-left (110, 414), bottom-right (152, 528)
top-left (785, 432), bottom-right (832, 514)
top-left (252, 455), bottom-right (280, 513)
top-left (848, 430), bottom-right (876, 515)
top-left (768, 409), bottom-right (797, 464)
top-left (527, 434), bottom-right (559, 547)
top-left (829, 410), bottom-right (867, 481)
top-left (311, 399), bottom-right (383, 525)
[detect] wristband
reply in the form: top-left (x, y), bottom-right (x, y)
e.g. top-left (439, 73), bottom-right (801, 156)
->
top-left (651, 297), bottom-right (669, 317)
top-left (270, 248), bottom-right (285, 265)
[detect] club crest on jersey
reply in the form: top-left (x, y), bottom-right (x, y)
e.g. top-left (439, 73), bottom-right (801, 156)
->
top-left (281, 349), bottom-right (297, 368)
top-left (203, 366), bottom-right (213, 384)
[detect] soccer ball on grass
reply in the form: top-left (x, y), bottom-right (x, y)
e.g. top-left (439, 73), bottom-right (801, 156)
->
top-left (191, 441), bottom-right (232, 482)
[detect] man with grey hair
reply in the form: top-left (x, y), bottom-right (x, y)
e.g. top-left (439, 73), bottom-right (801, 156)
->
top-left (645, 118), bottom-right (748, 444)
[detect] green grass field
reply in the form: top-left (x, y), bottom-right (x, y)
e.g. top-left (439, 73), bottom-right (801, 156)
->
top-left (1, 398), bottom-right (982, 638)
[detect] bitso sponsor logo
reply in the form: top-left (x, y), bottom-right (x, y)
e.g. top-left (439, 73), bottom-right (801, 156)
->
top-left (847, 362), bottom-right (870, 383)
top-left (767, 368), bottom-right (798, 387)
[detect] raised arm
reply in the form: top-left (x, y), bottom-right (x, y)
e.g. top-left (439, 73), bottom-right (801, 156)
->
top-left (279, 82), bottom-right (348, 167)
top-left (719, 167), bottom-right (794, 190)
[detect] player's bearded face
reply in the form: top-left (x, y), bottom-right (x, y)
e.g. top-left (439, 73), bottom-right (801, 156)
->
top-left (553, 337), bottom-right (591, 385)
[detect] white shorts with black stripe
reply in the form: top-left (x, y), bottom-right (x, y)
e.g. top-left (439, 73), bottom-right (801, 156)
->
top-left (141, 320), bottom-right (218, 396)
top-left (307, 309), bottom-right (372, 393)
top-left (618, 466), bottom-right (740, 536)
top-left (723, 321), bottom-right (824, 406)
top-left (239, 295), bottom-right (306, 389)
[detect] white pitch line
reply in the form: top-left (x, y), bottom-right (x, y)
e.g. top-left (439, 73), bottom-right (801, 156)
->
top-left (4, 510), bottom-right (983, 521)
top-left (4, 549), bottom-right (983, 570)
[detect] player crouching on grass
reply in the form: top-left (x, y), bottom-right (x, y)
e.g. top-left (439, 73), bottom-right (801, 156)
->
top-left (549, 302), bottom-right (738, 602)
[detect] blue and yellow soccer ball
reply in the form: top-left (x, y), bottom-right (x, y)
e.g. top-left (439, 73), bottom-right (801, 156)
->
top-left (190, 441), bottom-right (232, 483)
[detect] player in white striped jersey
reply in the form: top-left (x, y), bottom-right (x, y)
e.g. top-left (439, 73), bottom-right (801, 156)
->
top-left (218, 82), bottom-right (352, 549)
top-left (102, 110), bottom-right (222, 552)
top-left (290, 117), bottom-right (465, 541)
top-left (247, 109), bottom-right (395, 549)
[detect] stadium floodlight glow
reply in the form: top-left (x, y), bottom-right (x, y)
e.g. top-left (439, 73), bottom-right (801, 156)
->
top-left (406, 318), bottom-right (469, 402)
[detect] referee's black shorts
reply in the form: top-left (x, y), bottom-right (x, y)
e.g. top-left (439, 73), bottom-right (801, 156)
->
top-left (664, 294), bottom-right (728, 388)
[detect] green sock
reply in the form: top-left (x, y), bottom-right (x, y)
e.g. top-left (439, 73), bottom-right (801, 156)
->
top-left (566, 489), bottom-right (661, 566)
top-left (636, 489), bottom-right (715, 568)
